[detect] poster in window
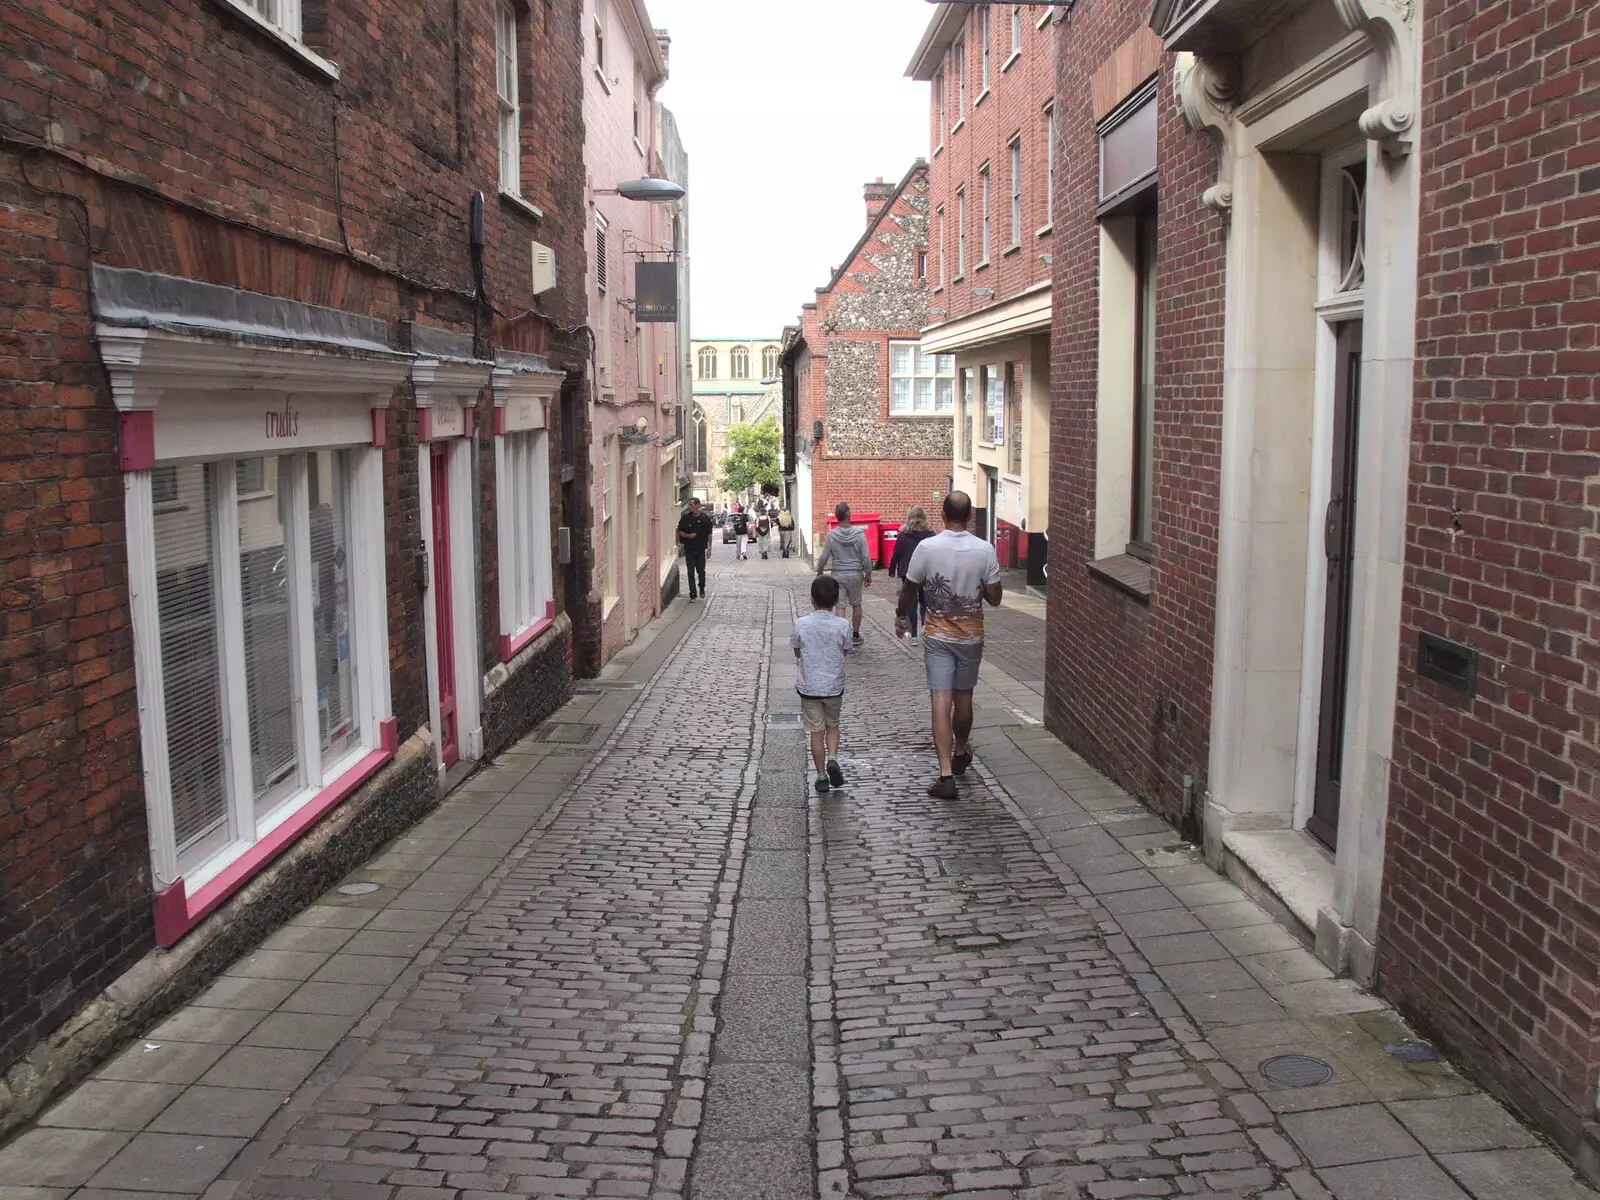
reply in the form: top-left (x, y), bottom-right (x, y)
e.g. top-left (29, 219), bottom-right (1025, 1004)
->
top-left (635, 261), bottom-right (678, 323)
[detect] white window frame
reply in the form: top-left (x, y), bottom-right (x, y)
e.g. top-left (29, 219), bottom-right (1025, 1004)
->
top-left (1011, 5), bottom-right (1023, 57)
top-left (698, 346), bottom-right (717, 379)
top-left (496, 2), bottom-right (521, 198)
top-left (130, 448), bottom-right (387, 892)
top-left (1009, 139), bottom-right (1023, 248)
top-left (953, 38), bottom-right (966, 124)
top-left (983, 363), bottom-right (1004, 445)
top-left (956, 187), bottom-right (967, 276)
top-left (762, 345), bottom-right (779, 378)
top-left (934, 69), bottom-right (946, 149)
top-left (496, 429), bottom-right (554, 648)
top-left (979, 7), bottom-right (991, 94)
top-left (889, 341), bottom-right (957, 415)
top-left (731, 345), bottom-right (750, 380)
top-left (239, 0), bottom-right (302, 41)
top-left (1044, 104), bottom-right (1056, 228)
top-left (937, 206), bottom-right (946, 287)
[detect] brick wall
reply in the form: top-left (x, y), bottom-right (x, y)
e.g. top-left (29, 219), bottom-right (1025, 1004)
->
top-left (0, 0), bottom-right (587, 1078)
top-left (1044, 2), bottom-right (1226, 822)
top-left (1376, 0), bottom-right (1600, 1169)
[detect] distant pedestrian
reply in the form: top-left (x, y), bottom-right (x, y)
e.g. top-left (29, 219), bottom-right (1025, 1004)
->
top-left (792, 574), bottom-right (852, 794)
top-left (777, 508), bottom-right (796, 557)
top-left (756, 510), bottom-right (773, 559)
top-left (676, 497), bottom-right (713, 601)
top-left (732, 506), bottom-right (750, 560)
top-left (888, 505), bottom-right (934, 641)
top-left (897, 491), bottom-right (1002, 798)
top-left (816, 502), bottom-right (872, 644)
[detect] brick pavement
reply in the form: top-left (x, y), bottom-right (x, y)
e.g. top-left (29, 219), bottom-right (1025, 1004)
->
top-left (0, 554), bottom-right (1594, 1200)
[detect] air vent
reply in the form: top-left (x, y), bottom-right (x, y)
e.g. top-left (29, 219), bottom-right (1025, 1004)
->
top-left (1417, 631), bottom-right (1478, 695)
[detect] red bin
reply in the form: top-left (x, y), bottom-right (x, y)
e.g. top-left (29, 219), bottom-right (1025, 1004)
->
top-left (877, 522), bottom-right (902, 569)
top-left (825, 511), bottom-right (881, 565)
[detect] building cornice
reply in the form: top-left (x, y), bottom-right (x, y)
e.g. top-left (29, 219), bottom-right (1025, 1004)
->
top-left (918, 283), bottom-right (1052, 354)
top-left (906, 3), bottom-right (969, 81)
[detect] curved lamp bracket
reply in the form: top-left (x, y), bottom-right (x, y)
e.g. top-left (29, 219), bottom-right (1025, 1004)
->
top-left (1175, 51), bottom-right (1241, 214)
top-left (1333, 0), bottom-right (1417, 156)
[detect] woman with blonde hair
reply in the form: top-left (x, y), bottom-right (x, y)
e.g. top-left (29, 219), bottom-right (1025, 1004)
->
top-left (888, 505), bottom-right (935, 640)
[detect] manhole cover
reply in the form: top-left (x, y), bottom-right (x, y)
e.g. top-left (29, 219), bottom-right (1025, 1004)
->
top-left (572, 680), bottom-right (644, 694)
top-left (765, 713), bottom-right (804, 727)
top-left (337, 882), bottom-right (381, 896)
top-left (1384, 1041), bottom-right (1442, 1063)
top-left (936, 855), bottom-right (1007, 876)
top-left (535, 722), bottom-right (599, 744)
top-left (1260, 1054), bottom-right (1334, 1087)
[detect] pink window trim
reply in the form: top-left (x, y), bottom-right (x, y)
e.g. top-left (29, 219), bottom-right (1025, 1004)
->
top-left (370, 407), bottom-right (388, 447)
top-left (498, 604), bottom-right (556, 663)
top-left (152, 717), bottom-right (399, 948)
top-left (120, 411), bottom-right (156, 471)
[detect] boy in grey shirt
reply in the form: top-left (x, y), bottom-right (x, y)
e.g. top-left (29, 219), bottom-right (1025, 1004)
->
top-left (816, 501), bottom-right (872, 644)
top-left (792, 575), bottom-right (853, 794)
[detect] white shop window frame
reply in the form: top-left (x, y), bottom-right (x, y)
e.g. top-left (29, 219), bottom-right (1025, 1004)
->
top-left (414, 358), bottom-right (492, 772)
top-left (99, 324), bottom-right (404, 946)
top-left (492, 364), bottom-right (562, 662)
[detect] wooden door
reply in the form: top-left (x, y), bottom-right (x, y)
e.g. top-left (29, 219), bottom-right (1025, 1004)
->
top-left (1310, 321), bottom-right (1363, 849)
top-left (430, 444), bottom-right (458, 767)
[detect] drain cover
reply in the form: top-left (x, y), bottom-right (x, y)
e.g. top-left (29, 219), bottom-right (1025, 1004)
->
top-left (1384, 1041), bottom-right (1442, 1063)
top-left (1260, 1054), bottom-right (1334, 1087)
top-left (936, 855), bottom-right (1008, 876)
top-left (765, 713), bottom-right (804, 727)
top-left (572, 680), bottom-right (644, 694)
top-left (535, 722), bottom-right (599, 744)
top-left (337, 882), bottom-right (380, 896)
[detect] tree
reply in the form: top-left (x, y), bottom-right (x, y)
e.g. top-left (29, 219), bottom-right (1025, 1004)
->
top-left (718, 416), bottom-right (781, 496)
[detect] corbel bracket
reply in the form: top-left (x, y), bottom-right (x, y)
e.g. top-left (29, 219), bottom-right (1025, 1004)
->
top-left (1175, 51), bottom-right (1241, 214)
top-left (1333, 0), bottom-right (1416, 156)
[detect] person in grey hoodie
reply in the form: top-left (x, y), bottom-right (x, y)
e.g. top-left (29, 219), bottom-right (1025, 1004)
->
top-left (816, 501), bottom-right (872, 644)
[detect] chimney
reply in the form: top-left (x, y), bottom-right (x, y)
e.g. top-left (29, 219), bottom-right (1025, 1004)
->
top-left (864, 178), bottom-right (894, 227)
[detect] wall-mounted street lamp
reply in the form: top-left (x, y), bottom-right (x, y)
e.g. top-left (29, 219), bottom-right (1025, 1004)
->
top-left (594, 177), bottom-right (687, 202)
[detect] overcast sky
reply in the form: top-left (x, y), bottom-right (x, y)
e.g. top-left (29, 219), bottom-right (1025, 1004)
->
top-left (645, 0), bottom-right (932, 340)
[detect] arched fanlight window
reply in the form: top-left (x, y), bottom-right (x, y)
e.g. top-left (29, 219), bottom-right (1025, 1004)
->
top-left (761, 346), bottom-right (779, 378)
top-left (692, 405), bottom-right (708, 473)
top-left (730, 346), bottom-right (750, 379)
top-left (697, 346), bottom-right (717, 379)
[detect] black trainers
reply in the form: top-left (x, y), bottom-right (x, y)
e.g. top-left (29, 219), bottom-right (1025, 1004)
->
top-left (952, 751), bottom-right (973, 777)
top-left (815, 774), bottom-right (830, 794)
top-left (926, 775), bottom-right (958, 799)
top-left (827, 759), bottom-right (845, 787)
top-left (852, 632), bottom-right (864, 645)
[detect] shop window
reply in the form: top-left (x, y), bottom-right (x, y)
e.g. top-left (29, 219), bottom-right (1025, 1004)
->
top-left (150, 451), bottom-right (369, 880)
top-left (497, 430), bottom-right (553, 644)
top-left (152, 465), bottom-right (179, 505)
top-left (960, 368), bottom-right (975, 463)
top-left (890, 342), bottom-right (955, 414)
top-left (1007, 362), bottom-right (1023, 475)
top-left (983, 364), bottom-right (1004, 444)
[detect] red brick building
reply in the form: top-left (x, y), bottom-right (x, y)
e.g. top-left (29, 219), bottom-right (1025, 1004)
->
top-left (1046, 0), bottom-right (1598, 1176)
top-left (907, 2), bottom-right (1055, 581)
top-left (780, 165), bottom-right (951, 562)
top-left (0, 0), bottom-right (589, 1129)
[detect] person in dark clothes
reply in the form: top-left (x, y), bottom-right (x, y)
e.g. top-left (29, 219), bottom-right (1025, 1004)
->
top-left (888, 505), bottom-right (934, 640)
top-left (677, 497), bottom-right (713, 599)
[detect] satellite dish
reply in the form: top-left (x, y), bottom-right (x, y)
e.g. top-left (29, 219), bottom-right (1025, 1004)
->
top-left (616, 177), bottom-right (686, 202)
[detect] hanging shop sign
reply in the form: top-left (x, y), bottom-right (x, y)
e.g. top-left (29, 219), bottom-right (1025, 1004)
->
top-left (635, 261), bottom-right (678, 323)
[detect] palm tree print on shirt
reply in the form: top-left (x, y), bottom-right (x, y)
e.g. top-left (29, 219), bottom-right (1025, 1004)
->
top-left (921, 573), bottom-right (985, 641)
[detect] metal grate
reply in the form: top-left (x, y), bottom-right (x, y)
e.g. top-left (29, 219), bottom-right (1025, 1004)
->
top-left (1260, 1054), bottom-right (1334, 1088)
top-left (936, 855), bottom-right (1008, 876)
top-left (534, 722), bottom-right (599, 745)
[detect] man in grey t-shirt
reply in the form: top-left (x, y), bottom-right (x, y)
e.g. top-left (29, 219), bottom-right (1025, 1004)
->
top-left (816, 501), bottom-right (873, 645)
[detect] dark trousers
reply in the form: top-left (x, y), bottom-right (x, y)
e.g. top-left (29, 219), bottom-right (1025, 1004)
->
top-left (685, 546), bottom-right (707, 597)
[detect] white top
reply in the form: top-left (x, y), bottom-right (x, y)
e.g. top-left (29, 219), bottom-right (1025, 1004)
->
top-left (904, 530), bottom-right (1001, 644)
top-left (791, 609), bottom-right (853, 697)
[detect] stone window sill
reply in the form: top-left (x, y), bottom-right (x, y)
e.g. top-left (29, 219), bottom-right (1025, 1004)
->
top-left (951, 117), bottom-right (966, 136)
top-left (1003, 243), bottom-right (1022, 257)
top-left (594, 66), bottom-right (613, 94)
top-left (501, 190), bottom-right (544, 221)
top-left (974, 259), bottom-right (992, 272)
top-left (974, 87), bottom-right (991, 108)
top-left (1002, 50), bottom-right (1021, 73)
top-left (211, 0), bottom-right (340, 79)
top-left (1087, 553), bottom-right (1151, 601)
top-left (1037, 223), bottom-right (1054, 238)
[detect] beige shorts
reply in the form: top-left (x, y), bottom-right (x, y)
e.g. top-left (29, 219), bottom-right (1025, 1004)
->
top-left (800, 694), bottom-right (843, 733)
top-left (833, 572), bottom-right (865, 607)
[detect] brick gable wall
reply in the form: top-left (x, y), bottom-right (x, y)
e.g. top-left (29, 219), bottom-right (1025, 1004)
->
top-left (1044, 3), bottom-right (1226, 822)
top-left (1376, 0), bottom-right (1600, 1165)
top-left (0, 0), bottom-right (587, 1080)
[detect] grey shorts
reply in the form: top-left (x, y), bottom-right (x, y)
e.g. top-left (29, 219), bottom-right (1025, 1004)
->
top-left (923, 637), bottom-right (983, 692)
top-left (833, 572), bottom-right (865, 607)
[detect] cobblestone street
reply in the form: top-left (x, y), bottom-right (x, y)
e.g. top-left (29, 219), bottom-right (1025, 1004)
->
top-left (0, 556), bottom-right (1594, 1200)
